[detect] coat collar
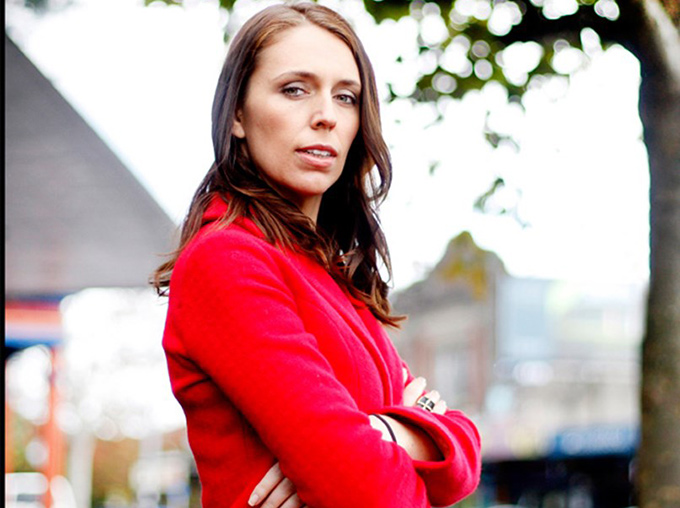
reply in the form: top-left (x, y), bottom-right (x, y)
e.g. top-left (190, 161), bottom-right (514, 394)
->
top-left (201, 194), bottom-right (266, 240)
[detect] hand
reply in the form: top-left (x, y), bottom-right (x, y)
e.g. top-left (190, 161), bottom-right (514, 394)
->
top-left (402, 368), bottom-right (447, 415)
top-left (365, 370), bottom-right (448, 462)
top-left (248, 462), bottom-right (305, 508)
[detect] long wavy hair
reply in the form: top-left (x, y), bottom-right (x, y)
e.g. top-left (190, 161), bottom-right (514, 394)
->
top-left (153, 2), bottom-right (402, 327)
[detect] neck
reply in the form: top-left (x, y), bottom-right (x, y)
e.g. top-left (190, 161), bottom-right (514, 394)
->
top-left (298, 198), bottom-right (321, 224)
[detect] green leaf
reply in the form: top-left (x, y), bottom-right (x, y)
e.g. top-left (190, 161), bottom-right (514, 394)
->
top-left (362, 0), bottom-right (411, 21)
top-left (474, 178), bottom-right (506, 213)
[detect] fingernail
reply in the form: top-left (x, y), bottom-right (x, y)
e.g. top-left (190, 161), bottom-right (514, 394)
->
top-left (248, 493), bottom-right (260, 506)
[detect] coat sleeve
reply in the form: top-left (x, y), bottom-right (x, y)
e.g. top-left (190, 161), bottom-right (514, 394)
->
top-left (358, 316), bottom-right (482, 505)
top-left (386, 406), bottom-right (481, 506)
top-left (381, 364), bottom-right (482, 506)
top-left (380, 365), bottom-right (482, 506)
top-left (172, 230), bottom-right (479, 507)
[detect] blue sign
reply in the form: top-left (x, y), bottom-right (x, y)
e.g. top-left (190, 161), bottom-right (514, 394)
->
top-left (550, 425), bottom-right (639, 457)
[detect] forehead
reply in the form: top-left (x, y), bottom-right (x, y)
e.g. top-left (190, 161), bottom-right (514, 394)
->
top-left (254, 23), bottom-right (360, 82)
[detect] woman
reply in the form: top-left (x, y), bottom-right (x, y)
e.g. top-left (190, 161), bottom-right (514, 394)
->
top-left (154, 3), bottom-right (481, 507)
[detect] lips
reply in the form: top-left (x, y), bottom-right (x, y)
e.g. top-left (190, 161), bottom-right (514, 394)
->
top-left (297, 144), bottom-right (338, 158)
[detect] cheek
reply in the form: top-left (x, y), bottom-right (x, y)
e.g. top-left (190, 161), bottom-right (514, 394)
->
top-left (344, 115), bottom-right (360, 145)
top-left (243, 98), bottom-right (288, 138)
top-left (245, 110), bottom-right (289, 161)
top-left (251, 111), bottom-right (283, 138)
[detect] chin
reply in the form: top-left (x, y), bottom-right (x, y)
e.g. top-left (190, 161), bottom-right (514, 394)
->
top-left (296, 181), bottom-right (337, 197)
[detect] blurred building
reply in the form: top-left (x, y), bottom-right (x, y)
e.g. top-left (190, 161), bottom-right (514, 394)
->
top-left (390, 231), bottom-right (644, 508)
top-left (5, 32), bottom-right (179, 508)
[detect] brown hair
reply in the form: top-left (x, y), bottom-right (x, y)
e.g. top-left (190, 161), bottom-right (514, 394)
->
top-left (152, 2), bottom-right (402, 326)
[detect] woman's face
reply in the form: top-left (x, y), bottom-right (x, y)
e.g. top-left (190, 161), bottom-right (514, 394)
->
top-left (232, 23), bottom-right (361, 221)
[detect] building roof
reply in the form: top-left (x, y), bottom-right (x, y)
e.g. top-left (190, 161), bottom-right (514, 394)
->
top-left (5, 34), bottom-right (177, 298)
top-left (392, 231), bottom-right (506, 314)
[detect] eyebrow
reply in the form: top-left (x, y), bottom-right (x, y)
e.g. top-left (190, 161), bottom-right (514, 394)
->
top-left (274, 70), bottom-right (361, 90)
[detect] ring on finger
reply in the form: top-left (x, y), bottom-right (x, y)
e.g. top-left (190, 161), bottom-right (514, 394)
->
top-left (416, 395), bottom-right (436, 412)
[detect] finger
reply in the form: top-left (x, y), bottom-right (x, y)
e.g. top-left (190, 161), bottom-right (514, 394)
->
top-left (261, 477), bottom-right (297, 508)
top-left (433, 399), bottom-right (447, 415)
top-left (414, 390), bottom-right (441, 412)
top-left (417, 389), bottom-right (441, 407)
top-left (249, 462), bottom-right (284, 506)
top-left (280, 492), bottom-right (305, 508)
top-left (403, 377), bottom-right (426, 406)
top-left (424, 390), bottom-right (441, 404)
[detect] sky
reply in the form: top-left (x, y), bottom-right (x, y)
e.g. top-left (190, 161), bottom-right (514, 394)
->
top-left (5, 0), bottom-right (651, 439)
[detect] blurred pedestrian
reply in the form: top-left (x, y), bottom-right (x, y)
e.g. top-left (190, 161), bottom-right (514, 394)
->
top-left (153, 3), bottom-right (481, 507)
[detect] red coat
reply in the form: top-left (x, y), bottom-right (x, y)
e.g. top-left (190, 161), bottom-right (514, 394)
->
top-left (163, 198), bottom-right (481, 508)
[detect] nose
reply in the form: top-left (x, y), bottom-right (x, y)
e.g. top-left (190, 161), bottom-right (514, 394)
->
top-left (311, 94), bottom-right (337, 130)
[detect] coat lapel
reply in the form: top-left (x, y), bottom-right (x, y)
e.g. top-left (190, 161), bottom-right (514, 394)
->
top-left (294, 253), bottom-right (397, 406)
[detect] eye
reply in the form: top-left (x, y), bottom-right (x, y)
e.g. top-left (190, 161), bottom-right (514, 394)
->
top-left (336, 93), bottom-right (358, 106)
top-left (281, 85), bottom-right (307, 97)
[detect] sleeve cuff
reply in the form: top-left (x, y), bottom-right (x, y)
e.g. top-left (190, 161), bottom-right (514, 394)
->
top-left (381, 405), bottom-right (456, 472)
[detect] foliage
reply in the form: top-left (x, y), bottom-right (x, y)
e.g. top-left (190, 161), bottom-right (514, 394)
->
top-left (363, 0), bottom-right (625, 102)
top-left (6, 412), bottom-right (39, 473)
top-left (354, 2), bottom-right (676, 245)
top-left (145, 0), bottom-right (238, 9)
top-left (360, 0), bottom-right (644, 213)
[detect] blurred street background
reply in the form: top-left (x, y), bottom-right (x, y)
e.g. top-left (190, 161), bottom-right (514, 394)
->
top-left (7, 0), bottom-right (677, 507)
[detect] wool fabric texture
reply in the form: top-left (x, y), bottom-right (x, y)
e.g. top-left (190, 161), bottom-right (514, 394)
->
top-left (162, 197), bottom-right (482, 508)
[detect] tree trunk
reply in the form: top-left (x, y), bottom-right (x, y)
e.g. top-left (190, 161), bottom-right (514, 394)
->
top-left (635, 0), bottom-right (680, 506)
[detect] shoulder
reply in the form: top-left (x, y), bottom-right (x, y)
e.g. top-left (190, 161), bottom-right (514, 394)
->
top-left (171, 219), bottom-right (297, 293)
top-left (180, 195), bottom-right (278, 263)
top-left (184, 220), bottom-right (281, 267)
top-left (190, 220), bottom-right (269, 254)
